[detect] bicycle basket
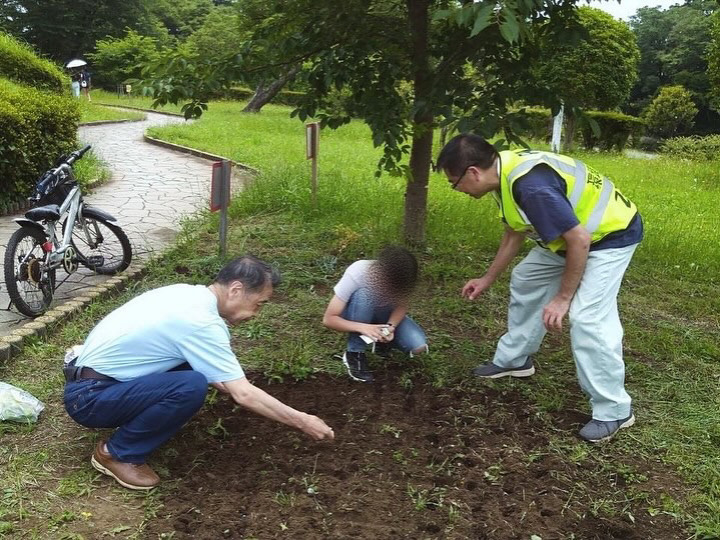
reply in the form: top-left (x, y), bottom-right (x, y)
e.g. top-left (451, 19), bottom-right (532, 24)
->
top-left (37, 181), bottom-right (73, 207)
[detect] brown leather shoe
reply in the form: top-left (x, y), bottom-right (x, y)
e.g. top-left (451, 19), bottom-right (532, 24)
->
top-left (91, 440), bottom-right (160, 490)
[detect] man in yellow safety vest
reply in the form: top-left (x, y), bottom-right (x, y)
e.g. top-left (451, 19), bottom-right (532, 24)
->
top-left (436, 134), bottom-right (643, 443)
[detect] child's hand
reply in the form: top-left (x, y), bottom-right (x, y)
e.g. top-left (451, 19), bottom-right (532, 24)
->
top-left (361, 324), bottom-right (392, 342)
top-left (378, 325), bottom-right (394, 343)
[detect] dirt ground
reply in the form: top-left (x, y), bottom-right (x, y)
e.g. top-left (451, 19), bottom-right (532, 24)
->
top-left (144, 368), bottom-right (686, 539)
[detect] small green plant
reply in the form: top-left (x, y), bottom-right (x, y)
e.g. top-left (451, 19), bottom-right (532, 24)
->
top-left (447, 501), bottom-right (462, 525)
top-left (205, 388), bottom-right (220, 406)
top-left (407, 484), bottom-right (447, 511)
top-left (262, 340), bottom-right (317, 382)
top-left (393, 450), bottom-right (408, 465)
top-left (483, 465), bottom-right (506, 485)
top-left (242, 320), bottom-right (274, 340)
top-left (616, 463), bottom-right (649, 485)
top-left (380, 424), bottom-right (402, 438)
top-left (58, 534), bottom-right (84, 540)
top-left (57, 470), bottom-right (98, 497)
top-left (273, 490), bottom-right (296, 507)
top-left (301, 475), bottom-right (319, 496)
top-left (207, 418), bottom-right (229, 438)
top-left (50, 510), bottom-right (76, 526)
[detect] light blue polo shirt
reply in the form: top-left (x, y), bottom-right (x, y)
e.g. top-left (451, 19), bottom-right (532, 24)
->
top-left (76, 284), bottom-right (245, 383)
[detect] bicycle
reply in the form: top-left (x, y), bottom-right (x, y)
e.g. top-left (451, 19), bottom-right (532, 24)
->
top-left (3, 145), bottom-right (132, 317)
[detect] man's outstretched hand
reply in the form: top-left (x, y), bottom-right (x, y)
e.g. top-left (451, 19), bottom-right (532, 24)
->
top-left (461, 277), bottom-right (492, 300)
top-left (301, 413), bottom-right (335, 441)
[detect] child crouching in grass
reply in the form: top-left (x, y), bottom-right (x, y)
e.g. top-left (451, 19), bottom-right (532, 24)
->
top-left (322, 245), bottom-right (428, 383)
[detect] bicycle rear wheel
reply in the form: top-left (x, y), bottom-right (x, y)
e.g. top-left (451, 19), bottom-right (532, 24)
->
top-left (65, 216), bottom-right (132, 275)
top-left (3, 227), bottom-right (56, 317)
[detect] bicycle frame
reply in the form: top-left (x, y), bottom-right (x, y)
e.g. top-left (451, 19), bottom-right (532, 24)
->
top-left (40, 164), bottom-right (95, 271)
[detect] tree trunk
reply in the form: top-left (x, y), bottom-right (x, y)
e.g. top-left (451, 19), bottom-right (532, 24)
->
top-left (564, 112), bottom-right (577, 151)
top-left (404, 0), bottom-right (433, 246)
top-left (242, 65), bottom-right (301, 113)
top-left (405, 122), bottom-right (433, 246)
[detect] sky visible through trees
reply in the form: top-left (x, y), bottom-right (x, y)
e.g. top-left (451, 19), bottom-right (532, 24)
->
top-left (589, 0), bottom-right (685, 20)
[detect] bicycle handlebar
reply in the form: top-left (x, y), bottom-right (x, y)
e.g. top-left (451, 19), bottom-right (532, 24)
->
top-left (65, 144), bottom-right (92, 166)
top-left (29, 145), bottom-right (93, 202)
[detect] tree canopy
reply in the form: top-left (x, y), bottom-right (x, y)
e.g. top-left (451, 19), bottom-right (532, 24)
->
top-left (0, 0), bottom-right (150, 62)
top-left (0, 0), bottom-right (226, 62)
top-left (533, 7), bottom-right (639, 112)
top-left (87, 30), bottom-right (163, 88)
top-left (708, 11), bottom-right (720, 111)
top-left (144, 0), bottom-right (588, 244)
top-left (628, 0), bottom-right (718, 129)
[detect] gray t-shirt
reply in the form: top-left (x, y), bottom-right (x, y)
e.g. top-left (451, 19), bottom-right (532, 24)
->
top-left (333, 260), bottom-right (375, 302)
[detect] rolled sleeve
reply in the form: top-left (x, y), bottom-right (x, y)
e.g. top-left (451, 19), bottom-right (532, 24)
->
top-left (177, 324), bottom-right (245, 383)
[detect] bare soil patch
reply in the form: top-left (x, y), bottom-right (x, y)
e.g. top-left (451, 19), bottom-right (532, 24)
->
top-left (144, 369), bottom-right (685, 539)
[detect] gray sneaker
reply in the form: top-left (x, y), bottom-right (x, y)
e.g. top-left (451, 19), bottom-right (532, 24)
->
top-left (471, 356), bottom-right (535, 379)
top-left (579, 412), bottom-right (635, 443)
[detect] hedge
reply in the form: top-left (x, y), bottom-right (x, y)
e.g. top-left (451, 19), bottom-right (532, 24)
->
top-left (0, 78), bottom-right (80, 206)
top-left (0, 32), bottom-right (67, 92)
top-left (510, 107), bottom-right (553, 141)
top-left (659, 135), bottom-right (720, 160)
top-left (509, 108), bottom-right (644, 152)
top-left (580, 111), bottom-right (645, 151)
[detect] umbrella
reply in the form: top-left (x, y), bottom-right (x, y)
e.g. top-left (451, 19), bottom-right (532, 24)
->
top-left (66, 59), bottom-right (87, 69)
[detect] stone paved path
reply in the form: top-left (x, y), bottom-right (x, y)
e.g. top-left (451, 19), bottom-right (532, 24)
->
top-left (0, 110), bottom-right (234, 338)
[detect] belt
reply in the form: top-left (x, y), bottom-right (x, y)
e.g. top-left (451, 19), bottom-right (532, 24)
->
top-left (63, 360), bottom-right (116, 382)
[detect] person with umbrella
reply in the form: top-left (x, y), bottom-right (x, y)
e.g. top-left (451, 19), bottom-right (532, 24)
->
top-left (66, 59), bottom-right (87, 99)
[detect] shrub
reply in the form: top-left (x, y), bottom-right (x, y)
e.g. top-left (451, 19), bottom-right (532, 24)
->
top-left (580, 111), bottom-right (645, 151)
top-left (510, 107), bottom-right (553, 141)
top-left (0, 32), bottom-right (67, 92)
top-left (0, 78), bottom-right (80, 206)
top-left (659, 135), bottom-right (720, 161)
top-left (636, 136), bottom-right (660, 152)
top-left (88, 30), bottom-right (162, 89)
top-left (643, 86), bottom-right (698, 139)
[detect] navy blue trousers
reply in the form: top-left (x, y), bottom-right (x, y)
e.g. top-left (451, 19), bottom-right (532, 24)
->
top-left (64, 369), bottom-right (208, 463)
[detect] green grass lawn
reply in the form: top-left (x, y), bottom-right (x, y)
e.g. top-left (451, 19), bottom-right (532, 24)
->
top-left (72, 149), bottom-right (111, 189)
top-left (1, 99), bottom-right (718, 537)
top-left (78, 99), bottom-right (145, 124)
top-left (150, 101), bottom-right (720, 536)
top-left (90, 89), bottom-right (185, 115)
top-left (146, 102), bottom-right (720, 278)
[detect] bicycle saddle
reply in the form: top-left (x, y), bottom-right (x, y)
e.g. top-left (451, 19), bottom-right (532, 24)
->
top-left (25, 205), bottom-right (61, 221)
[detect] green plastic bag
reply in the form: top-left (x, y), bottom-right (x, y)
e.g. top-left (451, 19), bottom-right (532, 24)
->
top-left (0, 382), bottom-right (45, 423)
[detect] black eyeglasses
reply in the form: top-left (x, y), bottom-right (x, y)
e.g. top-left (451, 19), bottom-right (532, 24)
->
top-left (451, 164), bottom-right (476, 190)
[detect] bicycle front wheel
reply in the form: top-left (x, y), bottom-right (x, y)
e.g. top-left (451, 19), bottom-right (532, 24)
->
top-left (3, 227), bottom-right (56, 317)
top-left (66, 216), bottom-right (132, 275)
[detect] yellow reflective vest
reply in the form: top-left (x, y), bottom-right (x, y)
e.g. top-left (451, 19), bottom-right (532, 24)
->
top-left (493, 150), bottom-right (638, 252)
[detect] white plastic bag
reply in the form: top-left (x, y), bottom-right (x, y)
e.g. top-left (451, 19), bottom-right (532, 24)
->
top-left (64, 344), bottom-right (84, 365)
top-left (0, 382), bottom-right (45, 423)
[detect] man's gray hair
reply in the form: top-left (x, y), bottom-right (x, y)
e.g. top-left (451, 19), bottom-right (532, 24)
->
top-left (213, 255), bottom-right (281, 292)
